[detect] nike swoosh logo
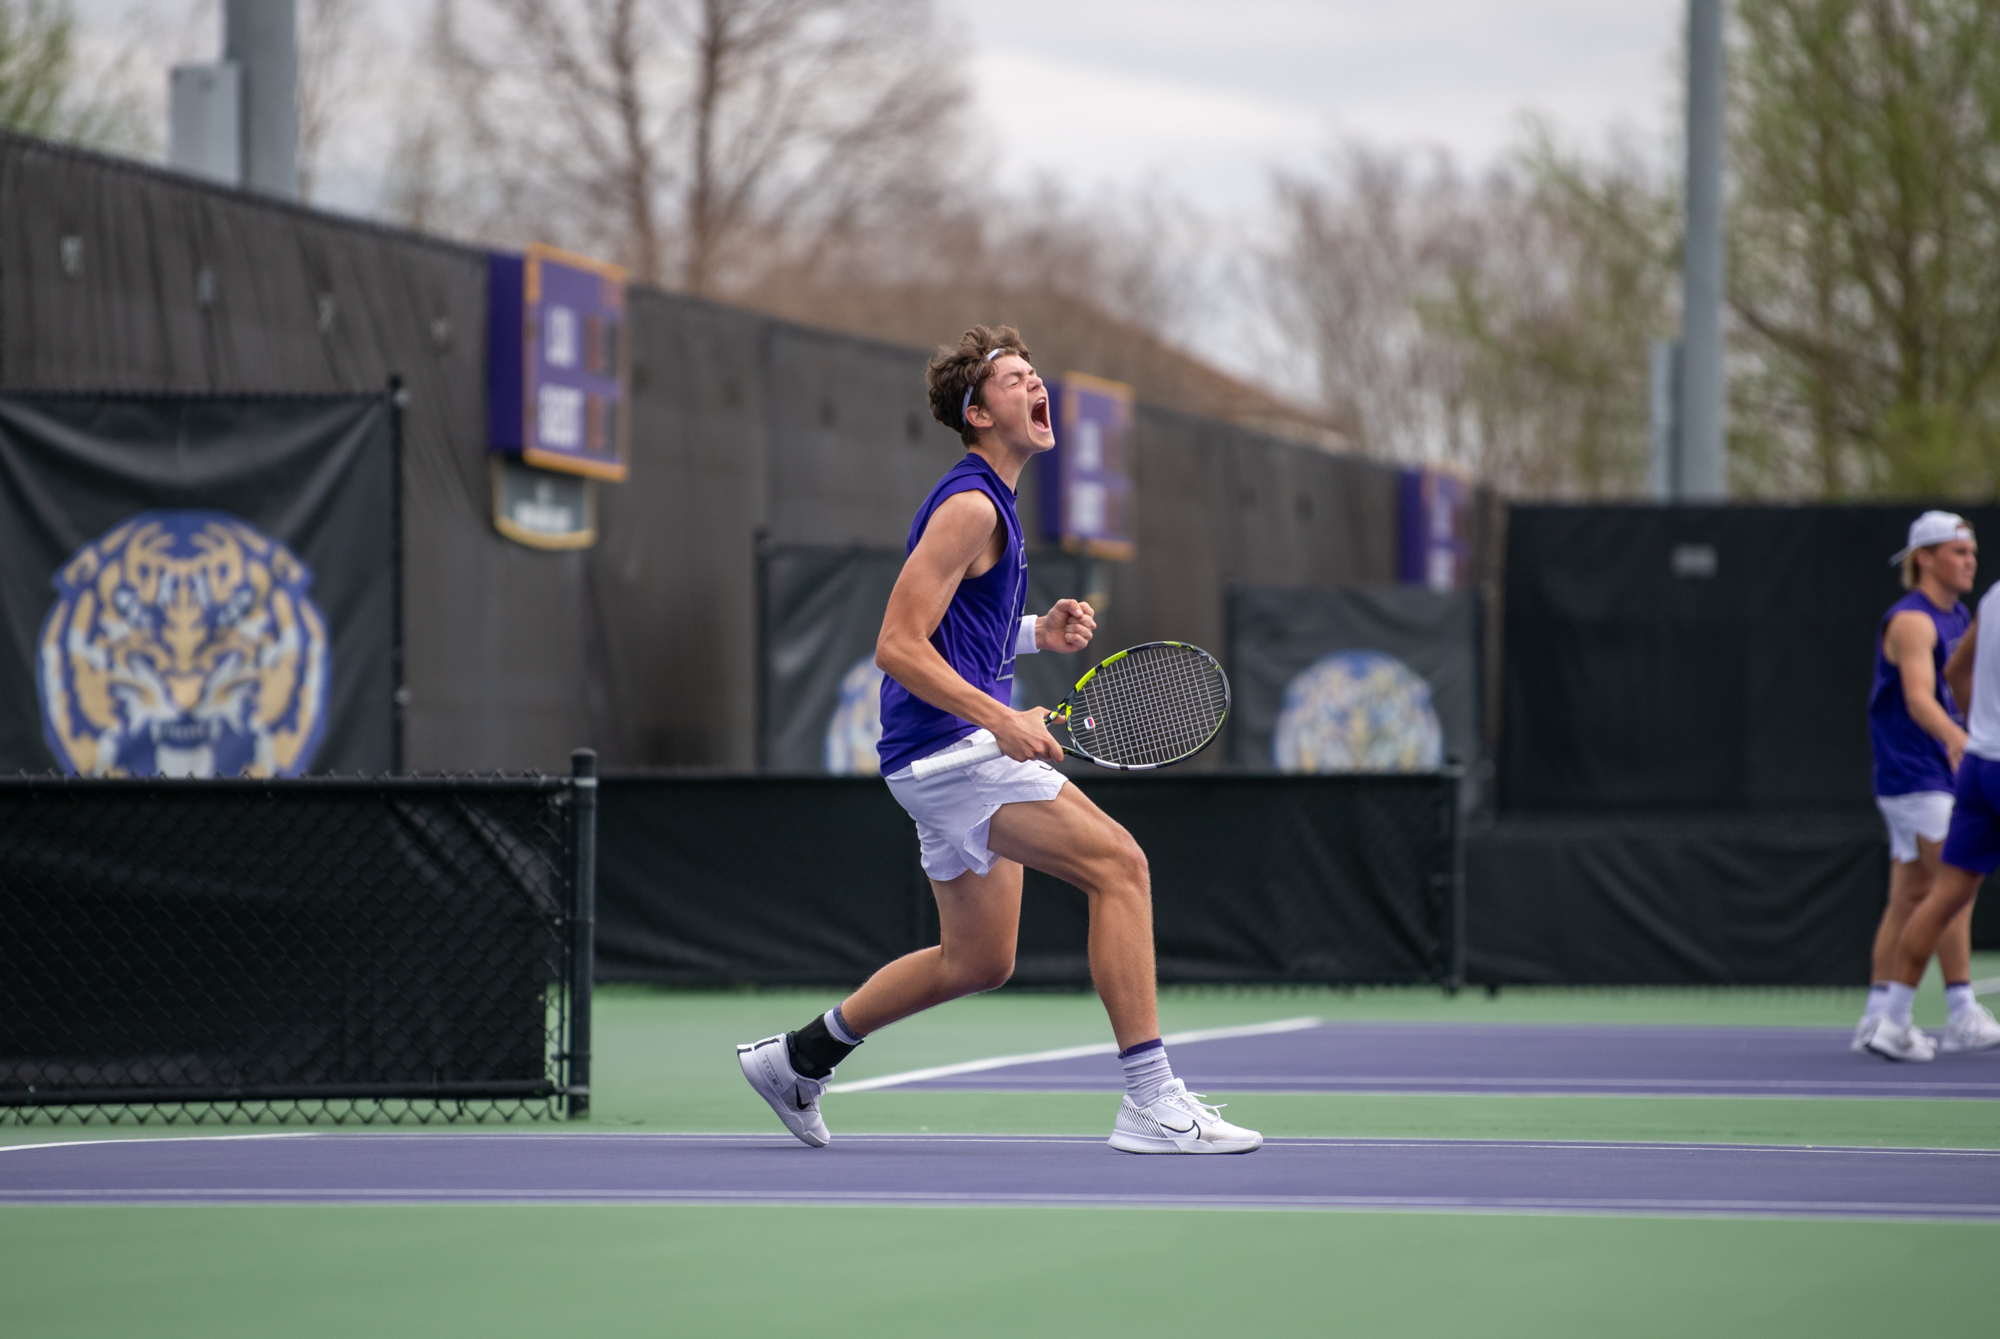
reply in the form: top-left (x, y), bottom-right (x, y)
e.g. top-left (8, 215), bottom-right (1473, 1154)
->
top-left (1161, 1118), bottom-right (1195, 1134)
top-left (795, 1089), bottom-right (813, 1111)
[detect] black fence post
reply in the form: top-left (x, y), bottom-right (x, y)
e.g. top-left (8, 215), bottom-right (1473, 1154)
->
top-left (1441, 767), bottom-right (1466, 994)
top-left (387, 375), bottom-right (407, 775)
top-left (568, 749), bottom-right (598, 1118)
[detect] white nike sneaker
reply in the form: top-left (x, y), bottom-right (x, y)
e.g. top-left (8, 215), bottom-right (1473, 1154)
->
top-left (1940, 1002), bottom-right (2000, 1053)
top-left (737, 1033), bottom-right (832, 1147)
top-left (1863, 1017), bottom-right (1937, 1063)
top-left (1108, 1079), bottom-right (1263, 1154)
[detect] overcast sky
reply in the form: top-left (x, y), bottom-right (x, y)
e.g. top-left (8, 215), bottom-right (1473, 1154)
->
top-left (940, 0), bottom-right (1687, 218)
top-left (100, 0), bottom-right (1691, 220)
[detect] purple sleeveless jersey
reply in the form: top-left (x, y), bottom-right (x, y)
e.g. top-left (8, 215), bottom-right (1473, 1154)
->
top-left (1869, 589), bottom-right (1970, 797)
top-left (876, 454), bottom-right (1029, 775)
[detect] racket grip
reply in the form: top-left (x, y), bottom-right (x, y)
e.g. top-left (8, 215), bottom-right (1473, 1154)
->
top-left (909, 738), bottom-right (1004, 780)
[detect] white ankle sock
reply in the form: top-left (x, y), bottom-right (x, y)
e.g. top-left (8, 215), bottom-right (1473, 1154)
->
top-left (824, 1006), bottom-right (864, 1046)
top-left (1886, 982), bottom-right (1918, 1028)
top-left (1945, 983), bottom-right (1976, 1019)
top-left (1119, 1039), bottom-right (1175, 1108)
top-left (1863, 983), bottom-right (1890, 1021)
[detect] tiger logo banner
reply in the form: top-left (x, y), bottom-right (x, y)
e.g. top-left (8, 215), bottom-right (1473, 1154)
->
top-left (36, 510), bottom-right (331, 778)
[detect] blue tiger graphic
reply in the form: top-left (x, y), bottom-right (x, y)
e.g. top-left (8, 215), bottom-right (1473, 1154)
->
top-left (37, 511), bottom-right (331, 777)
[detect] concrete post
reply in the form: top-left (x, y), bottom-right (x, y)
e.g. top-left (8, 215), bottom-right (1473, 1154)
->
top-left (1649, 338), bottom-right (1682, 500)
top-left (168, 63), bottom-right (242, 187)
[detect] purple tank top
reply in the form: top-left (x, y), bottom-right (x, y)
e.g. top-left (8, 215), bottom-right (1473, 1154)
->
top-left (876, 454), bottom-right (1028, 774)
top-left (1869, 589), bottom-right (1970, 796)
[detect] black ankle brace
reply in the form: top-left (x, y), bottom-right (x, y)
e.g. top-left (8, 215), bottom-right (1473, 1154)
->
top-left (788, 1015), bottom-right (859, 1080)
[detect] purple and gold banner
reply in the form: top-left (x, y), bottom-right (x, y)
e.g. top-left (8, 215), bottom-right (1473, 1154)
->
top-left (1039, 373), bottom-right (1135, 560)
top-left (1397, 467), bottom-right (1472, 592)
top-left (487, 244), bottom-right (630, 482)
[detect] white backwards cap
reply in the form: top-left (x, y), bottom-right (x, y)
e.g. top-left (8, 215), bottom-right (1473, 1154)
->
top-left (1890, 510), bottom-right (1974, 565)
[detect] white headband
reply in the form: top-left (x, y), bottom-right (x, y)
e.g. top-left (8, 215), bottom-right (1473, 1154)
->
top-left (959, 347), bottom-right (1005, 429)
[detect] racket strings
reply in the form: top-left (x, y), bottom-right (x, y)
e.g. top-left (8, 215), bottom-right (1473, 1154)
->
top-left (1069, 644), bottom-right (1227, 766)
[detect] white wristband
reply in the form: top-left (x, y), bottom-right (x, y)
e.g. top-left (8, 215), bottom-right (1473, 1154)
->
top-left (1016, 615), bottom-right (1039, 655)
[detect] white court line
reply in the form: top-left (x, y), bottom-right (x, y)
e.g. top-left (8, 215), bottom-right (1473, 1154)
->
top-left (5, 1189), bottom-right (1995, 1221)
top-left (825, 1016), bottom-right (1323, 1094)
top-left (0, 1132), bottom-right (319, 1154)
top-left (930, 1074), bottom-right (2000, 1093)
top-left (1973, 976), bottom-right (2000, 996)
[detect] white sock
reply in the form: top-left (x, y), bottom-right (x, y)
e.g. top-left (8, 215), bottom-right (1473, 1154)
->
top-left (1946, 983), bottom-right (1976, 1020)
top-left (1862, 983), bottom-right (1890, 1021)
top-left (1886, 982), bottom-right (1918, 1028)
top-left (824, 1006), bottom-right (864, 1046)
top-left (1119, 1039), bottom-right (1175, 1108)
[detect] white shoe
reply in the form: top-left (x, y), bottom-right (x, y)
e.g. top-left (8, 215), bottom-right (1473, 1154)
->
top-left (1940, 1002), bottom-right (2000, 1054)
top-left (737, 1034), bottom-right (832, 1147)
top-left (1851, 1015), bottom-right (1879, 1053)
top-left (1108, 1079), bottom-right (1263, 1154)
top-left (1863, 1017), bottom-right (1937, 1063)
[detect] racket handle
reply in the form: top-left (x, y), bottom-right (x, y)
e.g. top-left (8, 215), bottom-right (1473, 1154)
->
top-left (909, 738), bottom-right (1004, 780)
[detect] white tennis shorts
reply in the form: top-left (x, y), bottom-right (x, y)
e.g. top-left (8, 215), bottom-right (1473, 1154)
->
top-left (884, 729), bottom-right (1067, 881)
top-left (1877, 790), bottom-right (1954, 864)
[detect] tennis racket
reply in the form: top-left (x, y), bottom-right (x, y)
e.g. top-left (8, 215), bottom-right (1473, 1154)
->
top-left (908, 641), bottom-right (1230, 780)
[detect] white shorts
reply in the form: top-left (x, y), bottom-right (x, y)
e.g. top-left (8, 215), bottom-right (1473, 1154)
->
top-left (1877, 790), bottom-right (1954, 864)
top-left (884, 729), bottom-right (1067, 881)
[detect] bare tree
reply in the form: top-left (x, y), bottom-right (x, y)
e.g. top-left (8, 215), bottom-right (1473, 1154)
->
top-left (397, 0), bottom-right (962, 293)
top-left (1264, 135), bottom-right (1677, 497)
top-left (1731, 0), bottom-right (2000, 499)
top-left (295, 0), bottom-right (367, 204)
top-left (722, 176), bottom-right (1337, 437)
top-left (1265, 146), bottom-right (1463, 460)
top-left (0, 0), bottom-right (149, 150)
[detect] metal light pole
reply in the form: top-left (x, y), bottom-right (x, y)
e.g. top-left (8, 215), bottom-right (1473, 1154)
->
top-left (1678, 0), bottom-right (1727, 499)
top-left (173, 0), bottom-right (297, 199)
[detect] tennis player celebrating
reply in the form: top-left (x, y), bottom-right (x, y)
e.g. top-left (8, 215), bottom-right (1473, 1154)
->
top-left (738, 326), bottom-right (1261, 1154)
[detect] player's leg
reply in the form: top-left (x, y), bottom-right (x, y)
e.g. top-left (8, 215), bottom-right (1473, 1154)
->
top-left (986, 786), bottom-right (1261, 1154)
top-left (1857, 853), bottom-right (1928, 1049)
top-left (736, 861), bottom-right (1021, 1148)
top-left (1932, 838), bottom-right (1974, 988)
top-left (1926, 832), bottom-right (2000, 1051)
top-left (1870, 869), bottom-right (1982, 1061)
top-left (840, 861), bottom-right (1023, 1034)
top-left (1860, 792), bottom-right (1956, 1046)
top-left (984, 786), bottom-right (1156, 1044)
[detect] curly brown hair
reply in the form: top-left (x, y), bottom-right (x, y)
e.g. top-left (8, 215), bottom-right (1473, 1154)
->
top-left (926, 325), bottom-right (1033, 446)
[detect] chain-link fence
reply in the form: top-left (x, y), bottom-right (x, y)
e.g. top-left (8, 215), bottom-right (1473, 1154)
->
top-left (0, 755), bottom-right (597, 1125)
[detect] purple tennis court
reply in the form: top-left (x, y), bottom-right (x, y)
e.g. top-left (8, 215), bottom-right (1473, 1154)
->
top-left (5, 1132), bottom-right (2000, 1220)
top-left (844, 1022), bottom-right (2000, 1100)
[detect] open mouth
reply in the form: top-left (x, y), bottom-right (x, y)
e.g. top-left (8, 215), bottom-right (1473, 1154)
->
top-left (1030, 397), bottom-right (1050, 432)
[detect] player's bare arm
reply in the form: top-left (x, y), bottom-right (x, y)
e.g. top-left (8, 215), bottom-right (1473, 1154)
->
top-left (875, 489), bottom-right (1062, 764)
top-left (1947, 616), bottom-right (1978, 714)
top-left (1886, 610), bottom-right (1969, 768)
